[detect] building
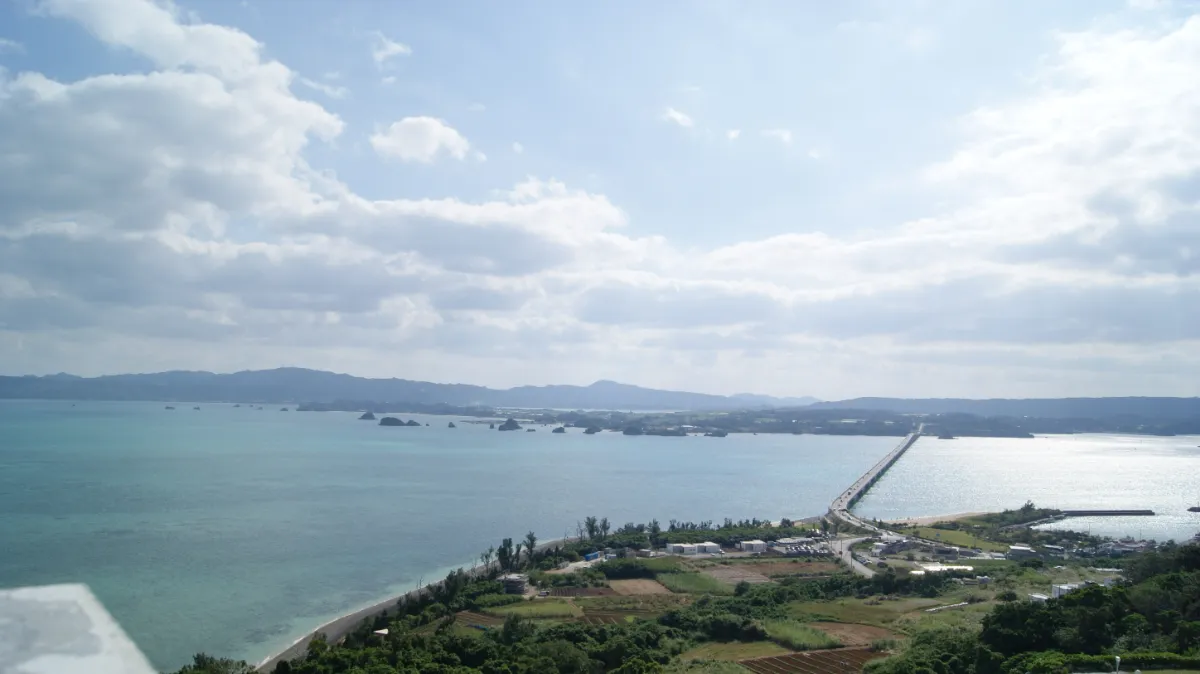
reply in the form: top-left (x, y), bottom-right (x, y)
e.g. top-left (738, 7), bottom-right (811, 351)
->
top-left (1052, 583), bottom-right (1085, 598)
top-left (1006, 544), bottom-right (1038, 560)
top-left (697, 542), bottom-right (721, 554)
top-left (1029, 593), bottom-right (1049, 602)
top-left (666, 543), bottom-right (700, 555)
top-left (501, 574), bottom-right (528, 594)
top-left (738, 540), bottom-right (767, 553)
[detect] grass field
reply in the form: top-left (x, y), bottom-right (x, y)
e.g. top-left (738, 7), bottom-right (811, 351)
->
top-left (680, 641), bottom-right (792, 661)
top-left (576, 594), bottom-right (691, 612)
top-left (898, 526), bottom-right (1008, 552)
top-left (485, 598), bottom-right (581, 618)
top-left (658, 572), bottom-right (736, 595)
top-left (665, 660), bottom-right (753, 673)
top-left (787, 596), bottom-right (943, 628)
top-left (761, 619), bottom-right (842, 650)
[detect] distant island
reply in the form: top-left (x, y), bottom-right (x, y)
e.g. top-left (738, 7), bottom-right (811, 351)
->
top-left (0, 367), bottom-right (817, 411)
top-left (8, 366), bottom-right (1200, 436)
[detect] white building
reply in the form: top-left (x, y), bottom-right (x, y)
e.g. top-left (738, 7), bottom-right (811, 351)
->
top-left (738, 540), bottom-right (767, 553)
top-left (666, 543), bottom-right (700, 555)
top-left (697, 542), bottom-right (721, 554)
top-left (1052, 583), bottom-right (1084, 598)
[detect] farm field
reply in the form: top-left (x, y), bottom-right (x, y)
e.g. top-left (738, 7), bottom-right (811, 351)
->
top-left (699, 559), bottom-right (842, 578)
top-left (658, 572), bottom-right (736, 595)
top-left (608, 579), bottom-right (673, 595)
top-left (807, 622), bottom-right (897, 647)
top-left (740, 647), bottom-right (886, 674)
top-left (681, 641), bottom-right (793, 661)
top-left (787, 597), bottom-right (943, 628)
top-left (761, 620), bottom-right (841, 651)
top-left (700, 564), bottom-right (773, 584)
top-left (485, 598), bottom-right (581, 618)
top-left (548, 586), bottom-right (615, 597)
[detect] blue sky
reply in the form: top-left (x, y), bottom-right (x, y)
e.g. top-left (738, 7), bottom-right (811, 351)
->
top-left (1, 0), bottom-right (1199, 398)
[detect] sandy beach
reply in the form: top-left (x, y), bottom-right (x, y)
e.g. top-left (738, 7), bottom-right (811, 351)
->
top-left (256, 537), bottom-right (574, 672)
top-left (255, 578), bottom-right (446, 672)
top-left (886, 511), bottom-right (987, 527)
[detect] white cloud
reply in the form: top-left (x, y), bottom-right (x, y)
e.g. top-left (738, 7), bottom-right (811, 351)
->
top-left (473, 150), bottom-right (487, 163)
top-left (467, 102), bottom-right (486, 112)
top-left (299, 77), bottom-right (347, 99)
top-left (5, 0), bottom-right (1200, 397)
top-left (512, 142), bottom-right (524, 154)
top-left (761, 128), bottom-right (793, 144)
top-left (807, 148), bottom-right (822, 159)
top-left (380, 76), bottom-right (396, 85)
top-left (370, 116), bottom-right (472, 162)
top-left (661, 107), bottom-right (693, 128)
top-left (836, 20), bottom-right (935, 52)
top-left (726, 129), bottom-right (741, 140)
top-left (371, 31), bottom-right (411, 66)
top-left (0, 38), bottom-right (24, 54)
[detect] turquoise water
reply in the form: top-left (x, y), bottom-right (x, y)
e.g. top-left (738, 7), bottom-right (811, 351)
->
top-left (856, 434), bottom-right (1200, 541)
top-left (0, 400), bottom-right (896, 670)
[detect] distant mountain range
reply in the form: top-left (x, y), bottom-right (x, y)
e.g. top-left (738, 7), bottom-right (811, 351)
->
top-left (808, 397), bottom-right (1200, 421)
top-left (0, 368), bottom-right (820, 411)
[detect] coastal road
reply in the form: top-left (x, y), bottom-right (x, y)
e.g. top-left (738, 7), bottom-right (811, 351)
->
top-left (831, 536), bottom-right (875, 578)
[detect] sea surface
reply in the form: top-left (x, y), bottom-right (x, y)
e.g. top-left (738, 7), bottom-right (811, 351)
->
top-left (856, 434), bottom-right (1200, 541)
top-left (0, 400), bottom-right (897, 670)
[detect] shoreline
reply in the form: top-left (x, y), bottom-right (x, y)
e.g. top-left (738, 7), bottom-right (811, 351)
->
top-left (255, 536), bottom-right (574, 672)
top-left (884, 511), bottom-right (987, 527)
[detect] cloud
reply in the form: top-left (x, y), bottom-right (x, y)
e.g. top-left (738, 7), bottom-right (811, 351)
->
top-left (299, 77), bottom-right (347, 99)
top-left (807, 148), bottom-right (821, 159)
top-left (5, 0), bottom-right (1200, 398)
top-left (512, 142), bottom-right (524, 154)
top-left (836, 20), bottom-right (935, 51)
top-left (371, 31), bottom-right (411, 66)
top-left (0, 38), bottom-right (24, 54)
top-left (726, 129), bottom-right (741, 140)
top-left (370, 117), bottom-right (471, 162)
top-left (761, 128), bottom-right (793, 144)
top-left (661, 107), bottom-right (693, 128)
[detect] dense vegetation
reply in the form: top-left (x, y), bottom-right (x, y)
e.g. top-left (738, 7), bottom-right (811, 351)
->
top-left (868, 542), bottom-right (1200, 674)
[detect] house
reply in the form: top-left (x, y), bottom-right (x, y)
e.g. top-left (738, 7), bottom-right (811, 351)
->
top-left (737, 540), bottom-right (767, 553)
top-left (1052, 583), bottom-right (1084, 598)
top-left (501, 574), bottom-right (528, 594)
top-left (1006, 545), bottom-right (1038, 560)
top-left (696, 542), bottom-right (721, 554)
top-left (1029, 593), bottom-right (1049, 602)
top-left (666, 543), bottom-right (700, 555)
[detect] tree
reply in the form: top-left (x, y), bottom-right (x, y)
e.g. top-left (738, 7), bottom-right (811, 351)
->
top-left (600, 517), bottom-right (611, 540)
top-left (514, 542), bottom-right (524, 569)
top-left (175, 654), bottom-right (255, 674)
top-left (523, 531), bottom-right (538, 567)
top-left (496, 538), bottom-right (514, 571)
top-left (584, 516), bottom-right (599, 540)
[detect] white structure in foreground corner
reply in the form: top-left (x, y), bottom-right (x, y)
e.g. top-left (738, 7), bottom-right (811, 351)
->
top-left (737, 540), bottom-right (767, 553)
top-left (0, 584), bottom-right (157, 674)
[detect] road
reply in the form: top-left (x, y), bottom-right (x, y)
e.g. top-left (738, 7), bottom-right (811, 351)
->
top-left (829, 536), bottom-right (875, 578)
top-left (827, 425), bottom-right (924, 577)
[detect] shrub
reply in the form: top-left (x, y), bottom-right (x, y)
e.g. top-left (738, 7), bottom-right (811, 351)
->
top-left (761, 620), bottom-right (841, 651)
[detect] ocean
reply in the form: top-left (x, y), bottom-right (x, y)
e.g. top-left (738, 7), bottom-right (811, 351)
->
top-left (855, 433), bottom-right (1200, 541)
top-left (0, 400), bottom-right (896, 670)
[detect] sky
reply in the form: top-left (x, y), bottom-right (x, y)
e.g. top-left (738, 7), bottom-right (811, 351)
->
top-left (1, 0), bottom-right (1199, 399)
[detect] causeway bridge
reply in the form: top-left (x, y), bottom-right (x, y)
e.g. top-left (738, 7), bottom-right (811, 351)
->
top-left (829, 427), bottom-right (922, 533)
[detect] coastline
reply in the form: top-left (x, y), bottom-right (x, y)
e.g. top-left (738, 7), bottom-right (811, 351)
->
top-left (255, 537), bottom-right (573, 672)
top-left (885, 511), bottom-right (987, 527)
